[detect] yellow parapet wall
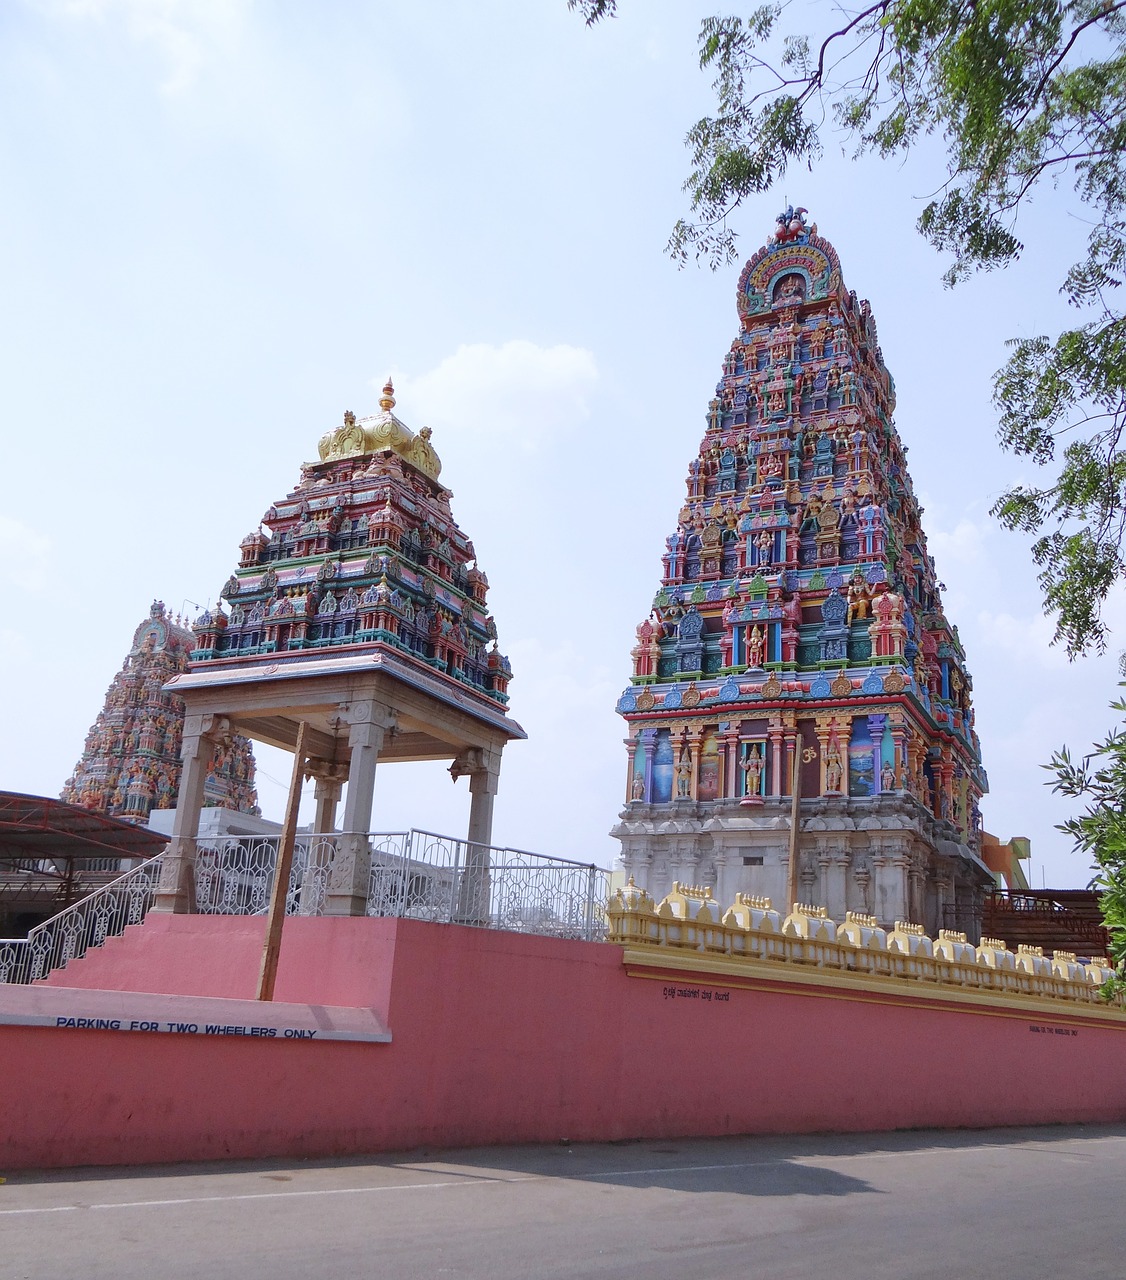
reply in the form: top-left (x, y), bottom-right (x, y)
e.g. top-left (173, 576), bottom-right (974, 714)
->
top-left (607, 879), bottom-right (1124, 1018)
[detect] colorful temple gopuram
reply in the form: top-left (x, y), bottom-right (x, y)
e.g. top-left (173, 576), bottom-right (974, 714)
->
top-left (62, 602), bottom-right (259, 823)
top-left (613, 208), bottom-right (991, 937)
top-left (157, 381), bottom-right (523, 914)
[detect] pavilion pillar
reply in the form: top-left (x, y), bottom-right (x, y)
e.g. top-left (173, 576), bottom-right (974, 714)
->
top-left (306, 759), bottom-right (347, 835)
top-left (153, 714), bottom-right (224, 914)
top-left (454, 748), bottom-right (501, 926)
top-left (300, 758), bottom-right (347, 915)
top-left (314, 780), bottom-right (342, 833)
top-left (325, 700), bottom-right (395, 917)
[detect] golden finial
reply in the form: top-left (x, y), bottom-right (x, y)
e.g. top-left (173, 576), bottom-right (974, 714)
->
top-left (379, 378), bottom-right (396, 412)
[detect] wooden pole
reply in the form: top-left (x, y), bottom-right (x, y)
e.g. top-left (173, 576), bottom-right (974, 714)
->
top-left (257, 720), bottom-right (307, 1002)
top-left (786, 729), bottom-right (802, 914)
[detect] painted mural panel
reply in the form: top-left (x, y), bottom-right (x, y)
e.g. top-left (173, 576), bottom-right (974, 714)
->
top-left (652, 730), bottom-right (674, 804)
top-left (849, 718), bottom-right (875, 797)
top-left (698, 731), bottom-right (720, 801)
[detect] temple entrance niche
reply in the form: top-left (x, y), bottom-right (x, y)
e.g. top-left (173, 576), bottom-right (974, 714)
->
top-left (155, 383), bottom-right (525, 916)
top-left (772, 272), bottom-right (807, 305)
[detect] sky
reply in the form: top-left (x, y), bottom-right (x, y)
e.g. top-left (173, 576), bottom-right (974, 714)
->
top-left (1, 0), bottom-right (1121, 889)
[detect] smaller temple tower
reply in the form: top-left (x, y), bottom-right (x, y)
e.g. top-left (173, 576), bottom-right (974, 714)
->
top-left (157, 381), bottom-right (524, 915)
top-left (62, 602), bottom-right (259, 823)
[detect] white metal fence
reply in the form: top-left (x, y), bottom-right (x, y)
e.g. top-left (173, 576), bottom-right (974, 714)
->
top-left (0, 831), bottom-right (610, 984)
top-left (0, 855), bottom-right (162, 984)
top-left (363, 830), bottom-right (608, 939)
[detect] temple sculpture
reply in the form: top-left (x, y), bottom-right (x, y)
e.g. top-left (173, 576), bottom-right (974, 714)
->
top-left (156, 381), bottom-right (524, 914)
top-left (612, 210), bottom-right (991, 937)
top-left (61, 602), bottom-right (259, 823)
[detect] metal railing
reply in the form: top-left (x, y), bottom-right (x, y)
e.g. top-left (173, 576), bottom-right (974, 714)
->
top-left (0, 855), bottom-right (163, 985)
top-left (193, 833), bottom-right (338, 918)
top-left (192, 829), bottom-right (608, 940)
top-left (364, 830), bottom-right (608, 940)
top-left (0, 831), bottom-right (610, 984)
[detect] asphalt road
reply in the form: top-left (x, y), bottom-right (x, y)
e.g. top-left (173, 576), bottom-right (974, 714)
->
top-left (3, 1125), bottom-right (1124, 1279)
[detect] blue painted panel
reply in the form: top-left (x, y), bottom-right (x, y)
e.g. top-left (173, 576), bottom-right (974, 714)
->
top-left (652, 730), bottom-right (674, 804)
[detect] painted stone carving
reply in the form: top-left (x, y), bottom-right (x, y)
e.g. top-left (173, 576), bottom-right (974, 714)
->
top-left (62, 602), bottom-right (259, 822)
top-left (613, 212), bottom-right (990, 934)
top-left (191, 381), bottom-right (513, 708)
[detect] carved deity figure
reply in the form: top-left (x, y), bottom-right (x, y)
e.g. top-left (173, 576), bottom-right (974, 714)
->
top-left (800, 493), bottom-right (823, 532)
top-left (846, 571), bottom-right (870, 624)
top-left (881, 759), bottom-right (896, 792)
top-left (778, 274), bottom-right (804, 303)
top-left (808, 325), bottom-right (827, 359)
top-left (675, 753), bottom-right (693, 799)
top-left (839, 486), bottom-right (857, 524)
top-left (824, 747), bottom-right (843, 793)
top-left (746, 624), bottom-right (765, 668)
top-left (742, 744), bottom-right (765, 798)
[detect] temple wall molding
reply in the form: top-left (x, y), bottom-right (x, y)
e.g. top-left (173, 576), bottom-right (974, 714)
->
top-left (608, 880), bottom-right (1124, 1014)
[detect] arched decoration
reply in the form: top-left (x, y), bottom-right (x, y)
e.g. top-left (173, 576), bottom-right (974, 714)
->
top-left (678, 607), bottom-right (704, 640)
top-left (132, 620), bottom-right (166, 651)
top-left (737, 235), bottom-right (843, 326)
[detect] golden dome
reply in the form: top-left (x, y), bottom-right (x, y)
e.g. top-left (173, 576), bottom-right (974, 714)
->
top-left (315, 381), bottom-right (443, 481)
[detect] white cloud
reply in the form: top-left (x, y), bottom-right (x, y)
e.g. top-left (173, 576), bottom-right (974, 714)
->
top-left (0, 516), bottom-right (51, 591)
top-left (46, 0), bottom-right (250, 94)
top-left (0, 629), bottom-right (33, 662)
top-left (974, 609), bottom-right (1072, 671)
top-left (389, 341), bottom-right (599, 452)
top-left (926, 515), bottom-right (989, 571)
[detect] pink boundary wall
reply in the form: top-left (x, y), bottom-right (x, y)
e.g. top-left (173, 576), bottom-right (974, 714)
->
top-left (4, 914), bottom-right (1126, 1170)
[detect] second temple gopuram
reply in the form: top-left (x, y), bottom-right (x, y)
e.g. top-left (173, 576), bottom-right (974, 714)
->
top-left (62, 602), bottom-right (259, 823)
top-left (612, 209), bottom-right (992, 936)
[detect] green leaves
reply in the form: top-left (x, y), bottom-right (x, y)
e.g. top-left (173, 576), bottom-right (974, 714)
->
top-left (670, 85), bottom-right (822, 266)
top-left (992, 312), bottom-right (1126, 654)
top-left (567, 0), bottom-right (618, 25)
top-left (1048, 692), bottom-right (1126, 985)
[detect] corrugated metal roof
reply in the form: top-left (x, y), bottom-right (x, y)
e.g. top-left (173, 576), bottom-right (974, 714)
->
top-left (0, 792), bottom-right (168, 861)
